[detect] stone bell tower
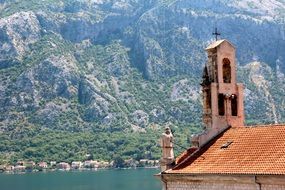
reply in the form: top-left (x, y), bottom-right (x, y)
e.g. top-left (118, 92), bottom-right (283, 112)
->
top-left (193, 39), bottom-right (245, 147)
top-left (202, 39), bottom-right (244, 130)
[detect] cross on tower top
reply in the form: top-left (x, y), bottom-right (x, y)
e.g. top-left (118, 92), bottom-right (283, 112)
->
top-left (212, 27), bottom-right (221, 41)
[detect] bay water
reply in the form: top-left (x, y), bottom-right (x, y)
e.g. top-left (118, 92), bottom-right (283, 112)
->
top-left (0, 168), bottom-right (161, 190)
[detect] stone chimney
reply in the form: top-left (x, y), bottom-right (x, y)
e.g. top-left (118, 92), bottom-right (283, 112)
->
top-left (160, 127), bottom-right (175, 172)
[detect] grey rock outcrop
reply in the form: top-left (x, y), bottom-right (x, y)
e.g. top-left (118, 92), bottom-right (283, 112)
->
top-left (130, 110), bottom-right (149, 128)
top-left (0, 11), bottom-right (41, 68)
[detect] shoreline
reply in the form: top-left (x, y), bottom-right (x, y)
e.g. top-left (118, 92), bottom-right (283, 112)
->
top-left (0, 166), bottom-right (160, 175)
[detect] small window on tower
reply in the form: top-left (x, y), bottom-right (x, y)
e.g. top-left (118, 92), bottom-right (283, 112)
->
top-left (218, 94), bottom-right (225, 116)
top-left (231, 95), bottom-right (238, 116)
top-left (223, 58), bottom-right (231, 83)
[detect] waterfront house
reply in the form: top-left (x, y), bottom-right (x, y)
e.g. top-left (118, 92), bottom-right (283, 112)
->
top-left (4, 165), bottom-right (14, 172)
top-left (139, 159), bottom-right (158, 167)
top-left (83, 160), bottom-right (92, 168)
top-left (139, 159), bottom-right (148, 165)
top-left (13, 165), bottom-right (26, 172)
top-left (57, 162), bottom-right (70, 170)
top-left (38, 162), bottom-right (48, 168)
top-left (84, 160), bottom-right (92, 168)
top-left (71, 161), bottom-right (83, 169)
top-left (84, 160), bottom-right (99, 168)
top-left (99, 161), bottom-right (110, 168)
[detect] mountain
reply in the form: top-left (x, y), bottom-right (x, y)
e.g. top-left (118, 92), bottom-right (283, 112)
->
top-left (0, 0), bottom-right (285, 163)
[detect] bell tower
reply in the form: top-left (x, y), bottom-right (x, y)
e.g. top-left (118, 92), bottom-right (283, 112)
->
top-left (201, 39), bottom-right (244, 131)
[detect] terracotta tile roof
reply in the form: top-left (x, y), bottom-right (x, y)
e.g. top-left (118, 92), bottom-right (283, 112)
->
top-left (167, 125), bottom-right (285, 175)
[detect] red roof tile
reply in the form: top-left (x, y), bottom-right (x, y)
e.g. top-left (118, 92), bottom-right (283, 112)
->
top-left (167, 125), bottom-right (285, 175)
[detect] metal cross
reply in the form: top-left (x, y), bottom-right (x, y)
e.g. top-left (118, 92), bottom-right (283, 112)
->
top-left (212, 27), bottom-right (221, 41)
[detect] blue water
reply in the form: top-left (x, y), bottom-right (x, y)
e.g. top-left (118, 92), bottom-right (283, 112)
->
top-left (0, 168), bottom-right (161, 190)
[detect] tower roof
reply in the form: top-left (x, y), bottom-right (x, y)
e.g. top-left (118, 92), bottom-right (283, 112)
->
top-left (205, 39), bottom-right (235, 50)
top-left (165, 125), bottom-right (285, 175)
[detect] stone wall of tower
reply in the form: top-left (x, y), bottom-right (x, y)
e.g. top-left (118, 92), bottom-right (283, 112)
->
top-left (195, 40), bottom-right (245, 147)
top-left (211, 83), bottom-right (244, 129)
top-left (203, 40), bottom-right (244, 130)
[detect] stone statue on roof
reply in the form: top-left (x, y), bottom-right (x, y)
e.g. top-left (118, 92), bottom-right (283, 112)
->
top-left (160, 126), bottom-right (175, 171)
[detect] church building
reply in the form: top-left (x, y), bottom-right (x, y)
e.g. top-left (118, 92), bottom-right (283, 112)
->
top-left (158, 39), bottom-right (285, 190)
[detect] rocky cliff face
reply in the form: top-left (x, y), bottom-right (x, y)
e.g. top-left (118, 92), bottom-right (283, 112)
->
top-left (0, 11), bottom-right (41, 68)
top-left (0, 0), bottom-right (285, 162)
